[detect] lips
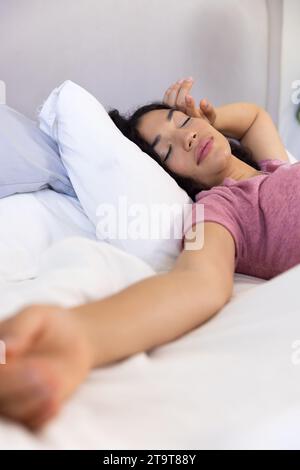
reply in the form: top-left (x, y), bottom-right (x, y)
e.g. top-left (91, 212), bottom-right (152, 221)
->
top-left (195, 137), bottom-right (213, 165)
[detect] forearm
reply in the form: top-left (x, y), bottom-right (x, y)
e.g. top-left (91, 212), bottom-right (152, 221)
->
top-left (213, 102), bottom-right (260, 140)
top-left (214, 102), bottom-right (289, 162)
top-left (70, 269), bottom-right (227, 368)
top-left (240, 107), bottom-right (289, 162)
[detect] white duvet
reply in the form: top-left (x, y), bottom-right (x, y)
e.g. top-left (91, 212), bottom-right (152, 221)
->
top-left (0, 190), bottom-right (300, 450)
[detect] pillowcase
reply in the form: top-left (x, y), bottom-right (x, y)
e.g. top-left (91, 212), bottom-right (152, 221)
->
top-left (0, 104), bottom-right (75, 198)
top-left (38, 80), bottom-right (192, 273)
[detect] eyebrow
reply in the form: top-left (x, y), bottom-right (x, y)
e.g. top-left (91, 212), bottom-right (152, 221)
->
top-left (151, 108), bottom-right (175, 149)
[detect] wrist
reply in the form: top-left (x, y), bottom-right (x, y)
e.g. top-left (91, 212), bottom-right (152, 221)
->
top-left (212, 102), bottom-right (260, 140)
top-left (67, 304), bottom-right (99, 370)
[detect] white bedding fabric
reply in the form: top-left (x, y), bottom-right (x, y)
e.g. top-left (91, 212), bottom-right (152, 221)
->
top-left (0, 190), bottom-right (96, 282)
top-left (0, 190), bottom-right (300, 449)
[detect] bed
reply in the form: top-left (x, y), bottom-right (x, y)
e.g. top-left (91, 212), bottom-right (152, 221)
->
top-left (0, 189), bottom-right (300, 450)
top-left (1, 0), bottom-right (300, 450)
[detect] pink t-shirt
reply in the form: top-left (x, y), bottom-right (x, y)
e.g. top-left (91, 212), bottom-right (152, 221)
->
top-left (183, 159), bottom-right (300, 280)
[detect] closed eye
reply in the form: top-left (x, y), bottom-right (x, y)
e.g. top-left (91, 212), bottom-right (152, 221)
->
top-left (181, 116), bottom-right (191, 127)
top-left (163, 117), bottom-right (192, 162)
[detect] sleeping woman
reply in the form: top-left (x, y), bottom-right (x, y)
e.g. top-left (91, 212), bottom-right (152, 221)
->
top-left (0, 77), bottom-right (297, 429)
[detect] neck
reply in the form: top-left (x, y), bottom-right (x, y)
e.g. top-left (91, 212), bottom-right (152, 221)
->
top-left (221, 154), bottom-right (260, 183)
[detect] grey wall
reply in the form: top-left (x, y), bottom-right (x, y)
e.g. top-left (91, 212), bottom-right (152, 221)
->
top-left (1, 0), bottom-right (277, 121)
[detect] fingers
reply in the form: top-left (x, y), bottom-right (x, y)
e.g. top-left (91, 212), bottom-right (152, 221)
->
top-left (163, 77), bottom-right (195, 111)
top-left (162, 78), bottom-right (217, 125)
top-left (0, 384), bottom-right (53, 427)
top-left (1, 385), bottom-right (59, 430)
top-left (0, 359), bottom-right (55, 402)
top-left (176, 78), bottom-right (194, 111)
top-left (0, 305), bottom-right (51, 357)
top-left (200, 98), bottom-right (217, 125)
top-left (0, 363), bottom-right (40, 399)
top-left (0, 359), bottom-right (60, 428)
top-left (26, 399), bottom-right (60, 430)
top-left (185, 95), bottom-right (202, 118)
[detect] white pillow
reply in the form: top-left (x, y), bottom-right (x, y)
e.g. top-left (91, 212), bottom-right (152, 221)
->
top-left (38, 80), bottom-right (192, 273)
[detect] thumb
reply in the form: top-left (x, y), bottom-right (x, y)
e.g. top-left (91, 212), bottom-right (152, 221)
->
top-left (0, 306), bottom-right (46, 357)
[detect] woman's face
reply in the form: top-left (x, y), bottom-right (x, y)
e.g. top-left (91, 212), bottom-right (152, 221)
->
top-left (137, 109), bottom-right (232, 188)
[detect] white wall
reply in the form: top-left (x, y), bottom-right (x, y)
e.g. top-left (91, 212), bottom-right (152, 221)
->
top-left (0, 0), bottom-right (270, 119)
top-left (279, 0), bottom-right (300, 159)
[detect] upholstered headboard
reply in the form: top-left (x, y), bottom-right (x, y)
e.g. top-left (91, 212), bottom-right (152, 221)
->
top-left (0, 0), bottom-right (282, 123)
top-left (0, 81), bottom-right (6, 105)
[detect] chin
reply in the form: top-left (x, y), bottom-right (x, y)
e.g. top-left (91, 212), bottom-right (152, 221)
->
top-left (214, 147), bottom-right (230, 169)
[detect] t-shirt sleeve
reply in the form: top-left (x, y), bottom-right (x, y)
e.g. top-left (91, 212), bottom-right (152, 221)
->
top-left (258, 158), bottom-right (287, 173)
top-left (182, 191), bottom-right (243, 267)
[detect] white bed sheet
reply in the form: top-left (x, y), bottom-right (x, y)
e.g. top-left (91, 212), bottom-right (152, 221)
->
top-left (0, 191), bottom-right (299, 450)
top-left (0, 189), bottom-right (96, 281)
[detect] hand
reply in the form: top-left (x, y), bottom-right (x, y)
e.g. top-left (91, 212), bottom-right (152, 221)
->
top-left (162, 78), bottom-right (217, 126)
top-left (0, 304), bottom-right (93, 429)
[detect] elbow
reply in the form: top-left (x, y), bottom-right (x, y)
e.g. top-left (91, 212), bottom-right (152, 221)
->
top-left (194, 271), bottom-right (234, 324)
top-left (248, 102), bottom-right (263, 116)
top-left (215, 284), bottom-right (233, 312)
top-left (211, 265), bottom-right (234, 308)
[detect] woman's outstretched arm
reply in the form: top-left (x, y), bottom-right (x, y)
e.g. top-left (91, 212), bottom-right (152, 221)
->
top-left (0, 222), bottom-right (235, 428)
top-left (71, 222), bottom-right (235, 368)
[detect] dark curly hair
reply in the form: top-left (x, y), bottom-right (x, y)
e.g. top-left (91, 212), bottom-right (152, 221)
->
top-left (107, 101), bottom-right (259, 201)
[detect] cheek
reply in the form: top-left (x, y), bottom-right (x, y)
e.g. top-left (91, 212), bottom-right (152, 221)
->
top-left (170, 156), bottom-right (194, 176)
top-left (223, 138), bottom-right (232, 155)
top-left (211, 134), bottom-right (231, 159)
top-left (221, 140), bottom-right (232, 160)
top-left (216, 132), bottom-right (231, 152)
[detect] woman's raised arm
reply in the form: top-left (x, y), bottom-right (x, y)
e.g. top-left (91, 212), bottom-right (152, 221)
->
top-left (213, 103), bottom-right (289, 163)
top-left (163, 79), bottom-right (289, 163)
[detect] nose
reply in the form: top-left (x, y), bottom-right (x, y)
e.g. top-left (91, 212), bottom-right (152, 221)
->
top-left (185, 131), bottom-right (197, 152)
